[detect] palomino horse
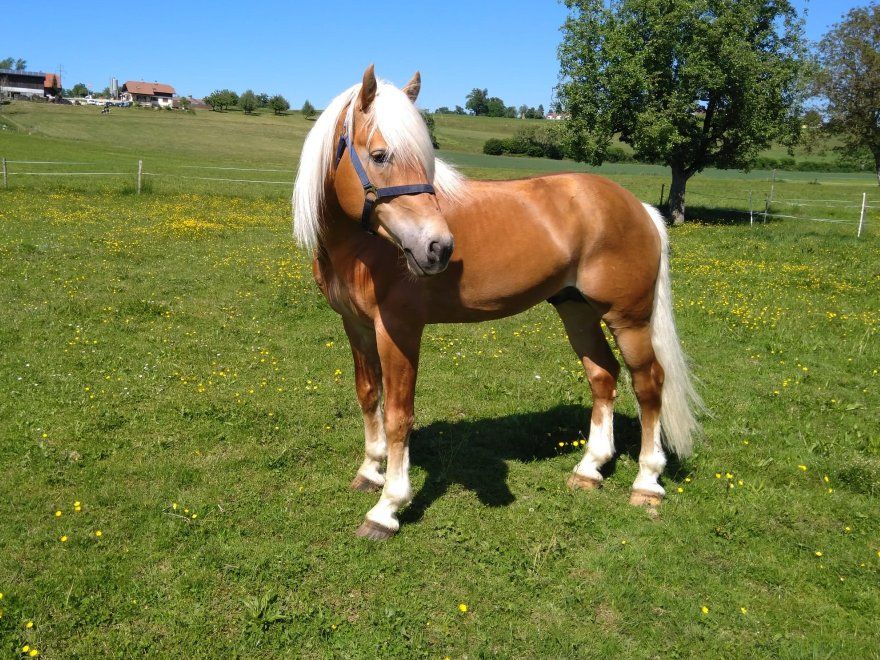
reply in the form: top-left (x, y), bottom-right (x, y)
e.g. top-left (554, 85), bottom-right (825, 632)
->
top-left (293, 66), bottom-right (701, 539)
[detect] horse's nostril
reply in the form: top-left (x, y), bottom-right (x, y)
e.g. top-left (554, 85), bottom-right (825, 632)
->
top-left (440, 241), bottom-right (453, 263)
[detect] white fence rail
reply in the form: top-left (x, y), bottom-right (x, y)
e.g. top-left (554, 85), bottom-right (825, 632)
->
top-left (3, 156), bottom-right (876, 237)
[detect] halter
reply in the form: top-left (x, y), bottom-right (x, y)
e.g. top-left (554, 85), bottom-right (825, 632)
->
top-left (333, 115), bottom-right (436, 234)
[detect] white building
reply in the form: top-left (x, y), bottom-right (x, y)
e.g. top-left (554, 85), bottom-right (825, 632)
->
top-left (120, 80), bottom-right (176, 108)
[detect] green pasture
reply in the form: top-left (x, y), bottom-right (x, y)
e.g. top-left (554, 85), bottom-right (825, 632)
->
top-left (0, 101), bottom-right (878, 657)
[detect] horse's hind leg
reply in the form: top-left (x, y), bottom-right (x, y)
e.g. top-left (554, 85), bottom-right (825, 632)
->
top-left (554, 301), bottom-right (620, 490)
top-left (612, 324), bottom-right (666, 507)
top-left (343, 319), bottom-right (386, 493)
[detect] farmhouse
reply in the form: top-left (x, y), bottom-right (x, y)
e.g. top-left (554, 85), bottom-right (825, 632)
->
top-left (121, 80), bottom-right (176, 108)
top-left (0, 69), bottom-right (62, 99)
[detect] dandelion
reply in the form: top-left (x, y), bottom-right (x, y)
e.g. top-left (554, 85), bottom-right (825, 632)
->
top-left (26, 620), bottom-right (33, 628)
top-left (94, 530), bottom-right (102, 537)
top-left (677, 487), bottom-right (684, 493)
top-left (54, 510), bottom-right (62, 517)
top-left (60, 535), bottom-right (68, 543)
top-left (738, 480), bottom-right (743, 486)
top-left (740, 606), bottom-right (748, 614)
top-left (844, 526), bottom-right (851, 533)
top-left (823, 475), bottom-right (829, 483)
top-left (715, 473), bottom-right (721, 479)
top-left (191, 513), bottom-right (197, 519)
top-left (815, 551), bottom-right (823, 557)
top-left (29, 650), bottom-right (40, 657)
top-left (458, 603), bottom-right (468, 613)
top-left (22, 646), bottom-right (30, 653)
top-left (701, 605), bottom-right (709, 615)
top-left (798, 465), bottom-right (808, 471)
top-left (172, 502), bottom-right (178, 510)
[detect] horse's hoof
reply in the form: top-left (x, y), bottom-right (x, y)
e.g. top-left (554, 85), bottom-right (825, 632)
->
top-left (567, 473), bottom-right (602, 490)
top-left (630, 489), bottom-right (663, 508)
top-left (355, 519), bottom-right (396, 541)
top-left (350, 474), bottom-right (383, 493)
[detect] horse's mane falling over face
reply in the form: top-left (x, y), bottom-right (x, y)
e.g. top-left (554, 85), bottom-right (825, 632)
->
top-left (292, 77), bottom-right (465, 252)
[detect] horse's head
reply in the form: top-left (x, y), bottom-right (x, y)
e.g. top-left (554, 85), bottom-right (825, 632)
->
top-left (333, 65), bottom-right (454, 276)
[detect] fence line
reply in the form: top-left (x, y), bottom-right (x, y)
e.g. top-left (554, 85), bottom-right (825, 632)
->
top-left (8, 171), bottom-right (133, 176)
top-left (2, 154), bottom-right (874, 236)
top-left (6, 160), bottom-right (96, 165)
top-left (143, 172), bottom-right (292, 186)
top-left (179, 164), bottom-right (294, 173)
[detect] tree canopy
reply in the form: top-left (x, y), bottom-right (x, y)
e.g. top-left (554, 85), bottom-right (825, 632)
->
top-left (817, 2), bottom-right (880, 185)
top-left (557, 0), bottom-right (807, 223)
top-left (239, 89), bottom-right (258, 114)
top-left (301, 99), bottom-right (316, 119)
top-left (269, 95), bottom-right (290, 115)
top-left (0, 57), bottom-right (26, 70)
top-left (204, 89), bottom-right (239, 111)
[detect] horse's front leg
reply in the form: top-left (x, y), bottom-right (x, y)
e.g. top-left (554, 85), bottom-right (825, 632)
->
top-left (343, 319), bottom-right (386, 492)
top-left (355, 317), bottom-right (422, 540)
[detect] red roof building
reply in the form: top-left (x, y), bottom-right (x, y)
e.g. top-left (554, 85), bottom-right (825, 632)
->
top-left (121, 80), bottom-right (176, 107)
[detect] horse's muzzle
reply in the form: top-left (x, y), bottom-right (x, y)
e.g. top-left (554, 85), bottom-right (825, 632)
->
top-left (404, 234), bottom-right (454, 276)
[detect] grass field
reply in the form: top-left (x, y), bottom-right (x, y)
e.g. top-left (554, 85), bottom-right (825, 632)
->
top-left (1, 101), bottom-right (879, 657)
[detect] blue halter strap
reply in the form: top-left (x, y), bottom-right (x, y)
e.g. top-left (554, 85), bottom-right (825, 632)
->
top-left (333, 119), bottom-right (436, 233)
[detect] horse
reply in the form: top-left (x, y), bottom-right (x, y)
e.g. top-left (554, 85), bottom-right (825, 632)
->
top-left (292, 65), bottom-right (701, 540)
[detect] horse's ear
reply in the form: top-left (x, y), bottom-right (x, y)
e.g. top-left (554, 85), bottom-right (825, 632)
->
top-left (402, 71), bottom-right (421, 103)
top-left (359, 64), bottom-right (377, 111)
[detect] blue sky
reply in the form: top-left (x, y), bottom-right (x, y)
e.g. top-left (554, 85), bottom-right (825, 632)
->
top-left (5, 0), bottom-right (867, 110)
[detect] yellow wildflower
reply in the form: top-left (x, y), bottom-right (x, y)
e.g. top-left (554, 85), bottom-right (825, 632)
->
top-left (60, 535), bottom-right (68, 543)
top-left (26, 620), bottom-right (33, 628)
top-left (458, 603), bottom-right (468, 613)
top-left (701, 606), bottom-right (709, 615)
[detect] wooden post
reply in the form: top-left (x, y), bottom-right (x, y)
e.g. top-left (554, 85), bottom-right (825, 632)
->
top-left (1, 157), bottom-right (7, 189)
top-left (658, 183), bottom-right (665, 208)
top-left (137, 159), bottom-right (142, 194)
top-left (858, 192), bottom-right (867, 238)
top-left (748, 191), bottom-right (753, 227)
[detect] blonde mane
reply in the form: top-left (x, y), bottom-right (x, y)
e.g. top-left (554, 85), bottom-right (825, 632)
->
top-left (292, 79), bottom-right (466, 251)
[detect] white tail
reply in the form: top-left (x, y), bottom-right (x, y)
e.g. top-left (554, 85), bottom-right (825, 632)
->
top-left (643, 203), bottom-right (702, 457)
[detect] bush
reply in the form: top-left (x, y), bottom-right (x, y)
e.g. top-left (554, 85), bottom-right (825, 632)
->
top-left (483, 138), bottom-right (505, 155)
top-left (482, 125), bottom-right (566, 159)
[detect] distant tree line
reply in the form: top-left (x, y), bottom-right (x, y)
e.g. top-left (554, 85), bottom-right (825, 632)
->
top-left (0, 57), bottom-right (27, 70)
top-left (201, 89), bottom-right (316, 117)
top-left (460, 88), bottom-right (546, 119)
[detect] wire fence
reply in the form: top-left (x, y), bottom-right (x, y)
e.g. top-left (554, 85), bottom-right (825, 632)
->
top-left (3, 156), bottom-right (877, 237)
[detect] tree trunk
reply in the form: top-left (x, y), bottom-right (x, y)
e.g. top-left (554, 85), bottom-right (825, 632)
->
top-left (874, 149), bottom-right (880, 187)
top-left (667, 166), bottom-right (690, 225)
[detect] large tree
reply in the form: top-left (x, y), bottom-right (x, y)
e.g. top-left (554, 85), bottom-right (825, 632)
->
top-left (269, 94), bottom-right (290, 115)
top-left (239, 89), bottom-right (258, 114)
top-left (817, 3), bottom-right (880, 185)
top-left (465, 88), bottom-right (489, 115)
top-left (557, 0), bottom-right (807, 223)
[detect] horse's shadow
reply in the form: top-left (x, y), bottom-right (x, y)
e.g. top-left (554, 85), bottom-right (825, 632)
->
top-left (401, 404), bottom-right (683, 525)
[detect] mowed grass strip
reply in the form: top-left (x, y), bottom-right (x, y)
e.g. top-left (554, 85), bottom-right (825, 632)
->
top-left (0, 102), bottom-right (878, 656)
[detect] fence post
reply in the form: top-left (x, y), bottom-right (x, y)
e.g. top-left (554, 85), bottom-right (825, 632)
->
top-left (748, 191), bottom-right (753, 227)
top-left (858, 192), bottom-right (866, 238)
top-left (1, 157), bottom-right (6, 189)
top-left (137, 159), bottom-right (142, 194)
top-left (658, 183), bottom-right (665, 208)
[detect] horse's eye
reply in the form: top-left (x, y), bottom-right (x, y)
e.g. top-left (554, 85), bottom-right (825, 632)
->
top-left (370, 150), bottom-right (389, 164)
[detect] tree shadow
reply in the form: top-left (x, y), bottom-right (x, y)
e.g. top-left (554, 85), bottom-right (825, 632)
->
top-left (684, 204), bottom-right (756, 226)
top-left (401, 404), bottom-right (656, 525)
